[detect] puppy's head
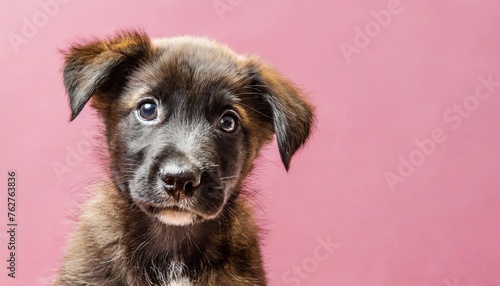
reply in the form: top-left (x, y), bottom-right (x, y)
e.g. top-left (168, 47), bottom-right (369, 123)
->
top-left (63, 30), bottom-right (314, 226)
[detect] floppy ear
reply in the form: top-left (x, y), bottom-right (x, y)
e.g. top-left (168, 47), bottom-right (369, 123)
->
top-left (62, 30), bottom-right (151, 121)
top-left (247, 58), bottom-right (315, 171)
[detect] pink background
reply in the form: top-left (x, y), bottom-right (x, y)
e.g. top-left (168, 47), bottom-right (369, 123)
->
top-left (1, 0), bottom-right (499, 285)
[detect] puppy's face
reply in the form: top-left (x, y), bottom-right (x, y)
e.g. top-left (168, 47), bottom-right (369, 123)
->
top-left (63, 31), bottom-right (314, 226)
top-left (107, 38), bottom-right (271, 225)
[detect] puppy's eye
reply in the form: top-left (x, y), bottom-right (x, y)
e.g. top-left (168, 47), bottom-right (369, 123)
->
top-left (137, 101), bottom-right (158, 121)
top-left (219, 112), bottom-right (238, 133)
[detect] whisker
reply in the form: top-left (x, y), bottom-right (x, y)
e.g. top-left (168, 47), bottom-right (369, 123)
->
top-left (234, 102), bottom-right (273, 119)
top-left (220, 176), bottom-right (237, 180)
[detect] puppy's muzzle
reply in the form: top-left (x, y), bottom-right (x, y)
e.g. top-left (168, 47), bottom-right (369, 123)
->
top-left (160, 160), bottom-right (201, 201)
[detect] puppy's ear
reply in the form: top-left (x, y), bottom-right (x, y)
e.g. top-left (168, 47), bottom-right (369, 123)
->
top-left (247, 58), bottom-right (315, 171)
top-left (62, 30), bottom-right (151, 120)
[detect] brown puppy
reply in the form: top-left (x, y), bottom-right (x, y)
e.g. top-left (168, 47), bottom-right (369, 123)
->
top-left (56, 30), bottom-right (314, 286)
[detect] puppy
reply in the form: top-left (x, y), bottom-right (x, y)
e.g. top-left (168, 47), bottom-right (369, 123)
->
top-left (55, 30), bottom-right (314, 286)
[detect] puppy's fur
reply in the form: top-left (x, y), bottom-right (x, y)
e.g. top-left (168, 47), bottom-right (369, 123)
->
top-left (56, 30), bottom-right (314, 286)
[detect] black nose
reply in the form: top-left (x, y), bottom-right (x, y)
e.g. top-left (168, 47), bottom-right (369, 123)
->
top-left (160, 162), bottom-right (201, 201)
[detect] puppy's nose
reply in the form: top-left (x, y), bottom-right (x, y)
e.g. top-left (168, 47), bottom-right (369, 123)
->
top-left (160, 162), bottom-right (201, 201)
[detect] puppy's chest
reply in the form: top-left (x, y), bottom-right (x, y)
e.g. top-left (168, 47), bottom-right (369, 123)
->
top-left (147, 261), bottom-right (193, 286)
top-left (166, 277), bottom-right (192, 286)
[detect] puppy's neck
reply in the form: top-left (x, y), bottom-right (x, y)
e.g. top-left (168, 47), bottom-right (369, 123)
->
top-left (62, 182), bottom-right (264, 285)
top-left (113, 186), bottom-right (242, 266)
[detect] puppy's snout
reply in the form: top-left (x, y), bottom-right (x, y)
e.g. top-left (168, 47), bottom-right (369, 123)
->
top-left (160, 161), bottom-right (201, 201)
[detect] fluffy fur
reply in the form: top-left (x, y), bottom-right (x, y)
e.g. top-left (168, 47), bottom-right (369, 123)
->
top-left (55, 30), bottom-right (314, 286)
